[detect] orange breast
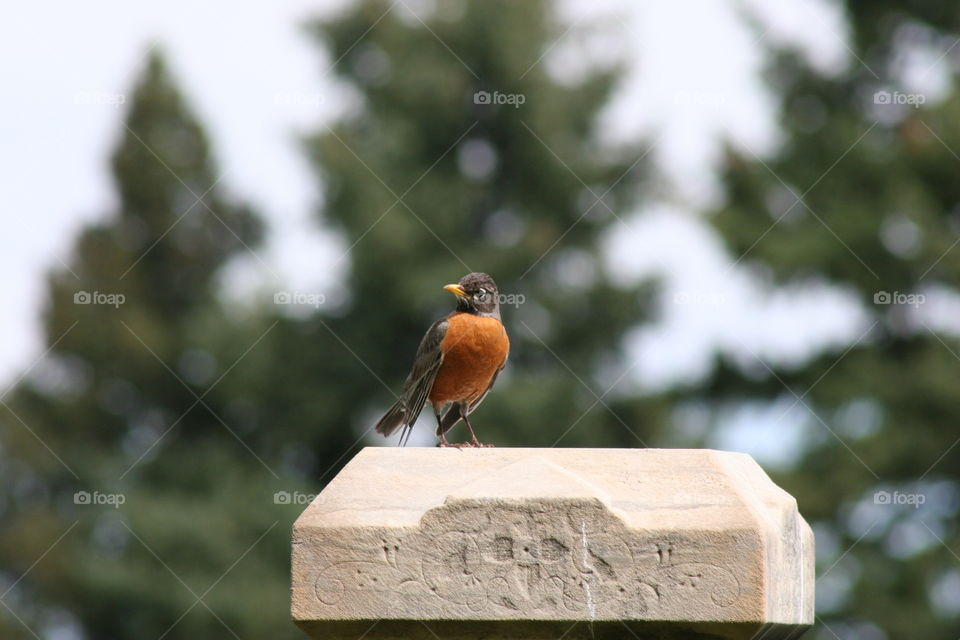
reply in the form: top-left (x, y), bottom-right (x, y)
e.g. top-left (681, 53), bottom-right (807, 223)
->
top-left (429, 313), bottom-right (509, 405)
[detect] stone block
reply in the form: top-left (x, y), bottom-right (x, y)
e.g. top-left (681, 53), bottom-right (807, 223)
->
top-left (292, 448), bottom-right (813, 639)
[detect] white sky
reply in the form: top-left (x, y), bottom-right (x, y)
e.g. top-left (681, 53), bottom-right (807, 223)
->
top-left (1, 0), bottom-right (874, 459)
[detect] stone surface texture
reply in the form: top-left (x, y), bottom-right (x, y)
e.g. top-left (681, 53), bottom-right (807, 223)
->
top-left (292, 448), bottom-right (813, 639)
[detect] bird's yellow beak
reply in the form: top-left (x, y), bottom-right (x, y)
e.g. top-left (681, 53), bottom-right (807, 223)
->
top-left (443, 283), bottom-right (468, 298)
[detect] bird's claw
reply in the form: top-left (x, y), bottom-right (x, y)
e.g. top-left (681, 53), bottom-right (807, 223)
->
top-left (443, 441), bottom-right (493, 448)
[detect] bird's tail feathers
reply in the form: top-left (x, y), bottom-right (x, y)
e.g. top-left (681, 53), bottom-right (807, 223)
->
top-left (375, 401), bottom-right (408, 437)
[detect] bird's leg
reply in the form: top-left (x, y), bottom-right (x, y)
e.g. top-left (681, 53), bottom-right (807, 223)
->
top-left (435, 409), bottom-right (455, 448)
top-left (461, 413), bottom-right (490, 447)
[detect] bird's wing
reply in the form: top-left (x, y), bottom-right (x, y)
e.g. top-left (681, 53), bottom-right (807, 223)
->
top-left (399, 317), bottom-right (448, 422)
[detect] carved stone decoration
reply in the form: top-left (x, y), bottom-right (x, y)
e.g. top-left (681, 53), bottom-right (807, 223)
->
top-left (292, 448), bottom-right (814, 640)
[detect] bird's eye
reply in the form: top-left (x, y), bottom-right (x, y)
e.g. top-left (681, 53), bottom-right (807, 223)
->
top-left (476, 289), bottom-right (487, 301)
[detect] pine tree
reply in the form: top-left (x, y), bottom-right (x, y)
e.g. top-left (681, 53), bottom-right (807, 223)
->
top-left (0, 52), bottom-right (295, 639)
top-left (708, 3), bottom-right (960, 636)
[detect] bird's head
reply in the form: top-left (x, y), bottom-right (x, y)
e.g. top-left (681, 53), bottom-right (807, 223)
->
top-left (444, 272), bottom-right (500, 319)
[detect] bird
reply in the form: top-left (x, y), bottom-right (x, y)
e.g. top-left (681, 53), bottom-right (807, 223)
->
top-left (374, 272), bottom-right (509, 447)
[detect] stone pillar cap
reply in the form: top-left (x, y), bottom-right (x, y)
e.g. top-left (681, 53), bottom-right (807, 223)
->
top-left (292, 448), bottom-right (813, 640)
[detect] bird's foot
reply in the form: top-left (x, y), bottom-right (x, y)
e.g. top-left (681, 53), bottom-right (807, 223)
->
top-left (452, 440), bottom-right (494, 448)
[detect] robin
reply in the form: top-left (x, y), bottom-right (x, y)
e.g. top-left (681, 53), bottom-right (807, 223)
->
top-left (375, 272), bottom-right (509, 447)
